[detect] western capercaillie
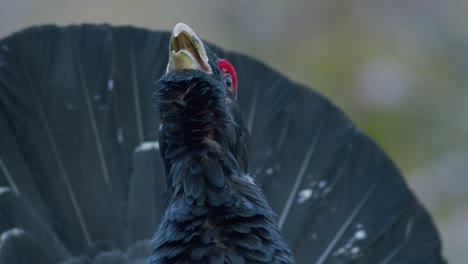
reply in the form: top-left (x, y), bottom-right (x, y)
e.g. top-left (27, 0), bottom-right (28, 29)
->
top-left (151, 22), bottom-right (294, 264)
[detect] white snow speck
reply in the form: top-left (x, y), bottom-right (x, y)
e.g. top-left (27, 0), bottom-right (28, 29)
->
top-left (333, 241), bottom-right (354, 257)
top-left (334, 247), bottom-right (345, 256)
top-left (318, 181), bottom-right (327, 188)
top-left (117, 129), bottom-right (124, 143)
top-left (265, 168), bottom-right (274, 175)
top-left (0, 228), bottom-right (25, 244)
top-left (333, 230), bottom-right (366, 258)
top-left (135, 141), bottom-right (159, 152)
top-left (0, 187), bottom-right (11, 195)
top-left (354, 230), bottom-right (366, 240)
top-left (351, 247), bottom-right (360, 255)
top-left (94, 94), bottom-right (101, 101)
top-left (107, 79), bottom-right (114, 91)
top-left (159, 124), bottom-right (163, 131)
top-left (298, 189), bottom-right (313, 203)
top-left (242, 174), bottom-right (255, 184)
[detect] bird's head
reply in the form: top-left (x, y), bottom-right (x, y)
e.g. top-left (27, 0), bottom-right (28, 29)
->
top-left (157, 23), bottom-right (249, 177)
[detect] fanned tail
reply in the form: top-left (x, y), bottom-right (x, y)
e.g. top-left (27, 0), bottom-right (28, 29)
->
top-left (0, 25), bottom-right (445, 263)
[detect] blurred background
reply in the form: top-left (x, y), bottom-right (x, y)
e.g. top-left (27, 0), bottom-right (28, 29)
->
top-left (0, 0), bottom-right (466, 262)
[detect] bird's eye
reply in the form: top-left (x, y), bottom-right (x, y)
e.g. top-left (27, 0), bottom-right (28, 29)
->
top-left (225, 75), bottom-right (233, 88)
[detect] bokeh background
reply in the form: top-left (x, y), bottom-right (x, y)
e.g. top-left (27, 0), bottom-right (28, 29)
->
top-left (0, 0), bottom-right (466, 262)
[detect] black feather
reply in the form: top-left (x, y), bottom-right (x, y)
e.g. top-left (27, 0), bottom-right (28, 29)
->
top-left (0, 228), bottom-right (56, 263)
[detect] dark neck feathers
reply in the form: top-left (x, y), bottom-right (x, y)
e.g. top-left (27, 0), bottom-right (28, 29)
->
top-left (152, 71), bottom-right (294, 264)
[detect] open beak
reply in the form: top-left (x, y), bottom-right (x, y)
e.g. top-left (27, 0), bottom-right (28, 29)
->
top-left (166, 23), bottom-right (212, 74)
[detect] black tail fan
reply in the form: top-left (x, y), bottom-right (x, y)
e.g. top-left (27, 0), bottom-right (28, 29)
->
top-left (0, 25), bottom-right (445, 263)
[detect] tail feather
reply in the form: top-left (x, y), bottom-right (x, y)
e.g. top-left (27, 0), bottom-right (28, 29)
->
top-left (0, 228), bottom-right (59, 263)
top-left (127, 143), bottom-right (165, 245)
top-left (0, 188), bottom-right (70, 260)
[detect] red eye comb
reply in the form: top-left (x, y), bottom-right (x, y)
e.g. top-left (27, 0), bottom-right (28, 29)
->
top-left (218, 59), bottom-right (237, 95)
